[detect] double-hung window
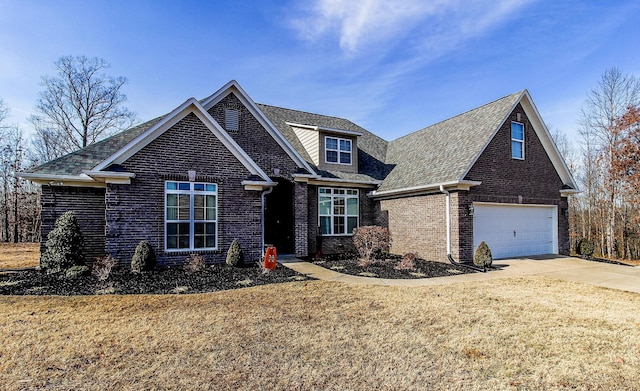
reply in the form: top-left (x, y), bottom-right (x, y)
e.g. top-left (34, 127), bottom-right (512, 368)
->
top-left (319, 188), bottom-right (358, 235)
top-left (165, 181), bottom-right (218, 251)
top-left (511, 121), bottom-right (524, 159)
top-left (325, 136), bottom-right (352, 165)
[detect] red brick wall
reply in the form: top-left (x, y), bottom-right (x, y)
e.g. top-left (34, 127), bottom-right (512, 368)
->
top-left (40, 186), bottom-right (106, 264)
top-left (208, 93), bottom-right (311, 256)
top-left (107, 112), bottom-right (263, 267)
top-left (464, 103), bottom-right (569, 256)
top-left (377, 103), bottom-right (569, 262)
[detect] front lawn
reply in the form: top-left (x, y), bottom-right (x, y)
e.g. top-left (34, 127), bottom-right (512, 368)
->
top-left (1, 277), bottom-right (639, 390)
top-left (0, 242), bottom-right (39, 269)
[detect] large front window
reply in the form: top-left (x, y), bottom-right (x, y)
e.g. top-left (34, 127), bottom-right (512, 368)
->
top-left (325, 136), bottom-right (352, 165)
top-left (319, 188), bottom-right (358, 235)
top-left (165, 181), bottom-right (218, 251)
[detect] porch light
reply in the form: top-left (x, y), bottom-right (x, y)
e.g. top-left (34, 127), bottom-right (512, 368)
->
top-left (188, 170), bottom-right (196, 181)
top-left (468, 204), bottom-right (475, 216)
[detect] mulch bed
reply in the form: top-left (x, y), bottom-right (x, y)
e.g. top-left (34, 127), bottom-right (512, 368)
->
top-left (0, 263), bottom-right (311, 296)
top-left (310, 254), bottom-right (477, 279)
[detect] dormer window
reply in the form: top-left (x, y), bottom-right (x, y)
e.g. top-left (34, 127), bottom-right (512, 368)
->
top-left (325, 136), bottom-right (352, 165)
top-left (225, 108), bottom-right (239, 131)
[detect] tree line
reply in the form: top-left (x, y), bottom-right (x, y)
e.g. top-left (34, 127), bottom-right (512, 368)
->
top-left (2, 57), bottom-right (640, 261)
top-left (0, 56), bottom-right (135, 242)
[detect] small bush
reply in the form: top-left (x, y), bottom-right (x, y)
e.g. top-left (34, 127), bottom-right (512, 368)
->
top-left (226, 239), bottom-right (243, 267)
top-left (578, 238), bottom-right (595, 257)
top-left (184, 253), bottom-right (206, 273)
top-left (40, 211), bottom-right (85, 273)
top-left (352, 226), bottom-right (391, 264)
top-left (92, 255), bottom-right (117, 281)
top-left (65, 265), bottom-right (89, 279)
top-left (474, 241), bottom-right (493, 268)
top-left (395, 253), bottom-right (417, 271)
top-left (131, 240), bottom-right (156, 272)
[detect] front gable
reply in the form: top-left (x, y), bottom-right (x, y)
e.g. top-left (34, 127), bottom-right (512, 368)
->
top-left (201, 80), bottom-right (316, 178)
top-left (91, 98), bottom-right (275, 190)
top-left (464, 102), bottom-right (564, 199)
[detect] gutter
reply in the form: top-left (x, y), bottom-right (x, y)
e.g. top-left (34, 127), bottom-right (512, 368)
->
top-left (439, 185), bottom-right (486, 273)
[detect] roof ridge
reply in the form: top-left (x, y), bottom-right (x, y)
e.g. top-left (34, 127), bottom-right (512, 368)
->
top-left (257, 103), bottom-right (352, 123)
top-left (390, 90), bottom-right (524, 143)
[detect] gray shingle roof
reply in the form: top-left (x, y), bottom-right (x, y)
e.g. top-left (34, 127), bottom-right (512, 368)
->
top-left (26, 117), bottom-right (162, 176)
top-left (25, 89), bottom-right (527, 193)
top-left (377, 91), bottom-right (523, 192)
top-left (256, 104), bottom-right (391, 181)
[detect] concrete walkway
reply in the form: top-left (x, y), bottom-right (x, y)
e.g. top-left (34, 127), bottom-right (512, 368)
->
top-left (279, 255), bottom-right (640, 293)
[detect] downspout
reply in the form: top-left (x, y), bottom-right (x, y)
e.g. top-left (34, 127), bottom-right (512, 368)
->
top-left (439, 185), bottom-right (485, 273)
top-left (261, 187), bottom-right (274, 258)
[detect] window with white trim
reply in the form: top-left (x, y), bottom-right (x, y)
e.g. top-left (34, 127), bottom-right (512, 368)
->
top-left (325, 136), bottom-right (352, 165)
top-left (165, 181), bottom-right (218, 251)
top-left (225, 108), bottom-right (239, 131)
top-left (319, 188), bottom-right (358, 235)
top-left (511, 121), bottom-right (524, 159)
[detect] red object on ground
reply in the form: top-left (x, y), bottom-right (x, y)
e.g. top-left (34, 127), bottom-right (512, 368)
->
top-left (264, 247), bottom-right (277, 270)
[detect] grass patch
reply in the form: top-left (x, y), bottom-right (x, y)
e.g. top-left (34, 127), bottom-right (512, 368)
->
top-left (0, 243), bottom-right (39, 269)
top-left (1, 277), bottom-right (639, 390)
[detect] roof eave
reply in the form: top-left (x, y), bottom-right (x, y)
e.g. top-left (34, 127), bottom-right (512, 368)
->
top-left (370, 180), bottom-right (482, 200)
top-left (19, 172), bottom-right (105, 188)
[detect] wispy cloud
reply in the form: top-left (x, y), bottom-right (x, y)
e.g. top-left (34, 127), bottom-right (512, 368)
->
top-left (292, 0), bottom-right (534, 57)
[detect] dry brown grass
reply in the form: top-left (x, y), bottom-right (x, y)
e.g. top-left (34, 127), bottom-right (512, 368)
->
top-left (1, 277), bottom-right (639, 390)
top-left (0, 242), bottom-right (39, 269)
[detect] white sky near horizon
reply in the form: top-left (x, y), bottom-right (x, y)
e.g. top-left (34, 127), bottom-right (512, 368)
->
top-left (0, 0), bottom-right (639, 148)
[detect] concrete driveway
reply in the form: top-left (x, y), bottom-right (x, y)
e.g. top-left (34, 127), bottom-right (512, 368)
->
top-left (280, 255), bottom-right (640, 293)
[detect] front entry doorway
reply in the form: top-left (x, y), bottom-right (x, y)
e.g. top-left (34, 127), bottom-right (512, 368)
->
top-left (264, 179), bottom-right (294, 254)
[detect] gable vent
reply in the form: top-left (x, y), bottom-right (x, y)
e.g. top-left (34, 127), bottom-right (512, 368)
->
top-left (225, 108), bottom-right (239, 131)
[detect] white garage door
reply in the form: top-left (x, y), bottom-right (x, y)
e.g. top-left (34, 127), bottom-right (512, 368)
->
top-left (473, 203), bottom-right (557, 259)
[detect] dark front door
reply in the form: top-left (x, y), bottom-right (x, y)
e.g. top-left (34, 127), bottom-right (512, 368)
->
top-left (264, 179), bottom-right (294, 254)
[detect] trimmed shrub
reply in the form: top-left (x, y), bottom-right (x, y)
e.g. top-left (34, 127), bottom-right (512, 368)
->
top-left (226, 239), bottom-right (243, 267)
top-left (131, 240), bottom-right (156, 272)
top-left (65, 265), bottom-right (89, 279)
top-left (41, 211), bottom-right (85, 273)
top-left (185, 253), bottom-right (206, 273)
top-left (395, 253), bottom-right (417, 271)
top-left (474, 241), bottom-right (493, 268)
top-left (352, 226), bottom-right (392, 264)
top-left (92, 255), bottom-right (117, 281)
top-left (578, 238), bottom-right (595, 257)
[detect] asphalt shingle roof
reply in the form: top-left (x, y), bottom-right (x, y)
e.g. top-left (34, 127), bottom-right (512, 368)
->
top-left (26, 117), bottom-right (162, 176)
top-left (25, 89), bottom-right (526, 193)
top-left (377, 91), bottom-right (523, 192)
top-left (257, 104), bottom-right (391, 181)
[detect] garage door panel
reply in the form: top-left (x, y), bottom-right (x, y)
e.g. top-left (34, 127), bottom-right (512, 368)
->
top-left (473, 204), bottom-right (556, 259)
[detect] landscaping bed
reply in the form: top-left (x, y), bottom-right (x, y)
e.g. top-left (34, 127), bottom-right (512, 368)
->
top-left (0, 263), bottom-right (310, 296)
top-left (311, 254), bottom-right (477, 279)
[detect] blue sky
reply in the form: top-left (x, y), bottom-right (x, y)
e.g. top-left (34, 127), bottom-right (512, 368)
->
top-left (1, 0), bottom-right (639, 143)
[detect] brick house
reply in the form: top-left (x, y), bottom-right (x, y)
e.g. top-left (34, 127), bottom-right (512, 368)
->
top-left (22, 80), bottom-right (578, 266)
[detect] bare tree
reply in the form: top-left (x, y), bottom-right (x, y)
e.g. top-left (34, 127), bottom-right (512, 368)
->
top-left (579, 67), bottom-right (640, 258)
top-left (30, 56), bottom-right (136, 160)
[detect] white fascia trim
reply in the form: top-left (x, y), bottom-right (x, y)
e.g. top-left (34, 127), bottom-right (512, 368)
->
top-left (201, 80), bottom-right (317, 176)
top-left (460, 90), bottom-right (578, 191)
top-left (242, 180), bottom-right (278, 191)
top-left (285, 122), bottom-right (363, 137)
top-left (302, 177), bottom-right (383, 189)
top-left (460, 91), bottom-right (525, 184)
top-left (519, 90), bottom-right (579, 190)
top-left (370, 180), bottom-right (482, 199)
top-left (560, 189), bottom-right (581, 197)
top-left (84, 170), bottom-right (136, 184)
top-left (19, 172), bottom-right (106, 188)
top-left (91, 98), bottom-right (272, 183)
